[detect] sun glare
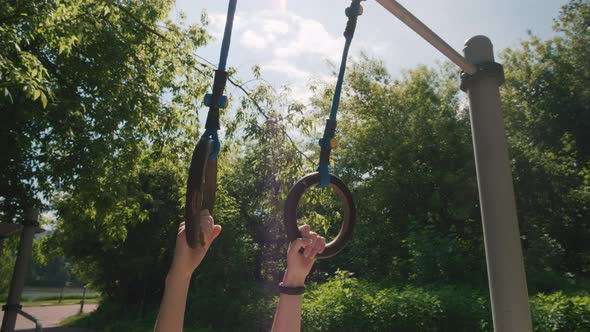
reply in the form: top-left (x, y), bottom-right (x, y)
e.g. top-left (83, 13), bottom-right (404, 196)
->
top-left (278, 0), bottom-right (287, 13)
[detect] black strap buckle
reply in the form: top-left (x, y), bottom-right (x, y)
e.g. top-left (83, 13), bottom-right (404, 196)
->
top-left (204, 70), bottom-right (229, 130)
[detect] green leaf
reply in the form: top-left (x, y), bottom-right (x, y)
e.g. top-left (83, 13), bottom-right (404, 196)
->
top-left (33, 89), bottom-right (41, 101)
top-left (4, 88), bottom-right (13, 104)
top-left (40, 93), bottom-right (48, 109)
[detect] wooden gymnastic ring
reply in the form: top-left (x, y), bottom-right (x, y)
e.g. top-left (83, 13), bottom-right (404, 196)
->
top-left (185, 138), bottom-right (217, 249)
top-left (284, 172), bottom-right (355, 259)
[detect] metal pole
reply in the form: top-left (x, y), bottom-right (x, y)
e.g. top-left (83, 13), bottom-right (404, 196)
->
top-left (58, 286), bottom-right (64, 304)
top-left (461, 36), bottom-right (532, 332)
top-left (1, 208), bottom-right (39, 332)
top-left (375, 0), bottom-right (477, 75)
top-left (79, 287), bottom-right (86, 315)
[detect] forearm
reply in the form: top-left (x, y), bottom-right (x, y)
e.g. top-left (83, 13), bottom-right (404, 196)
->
top-left (271, 270), bottom-right (305, 332)
top-left (271, 294), bottom-right (303, 332)
top-left (154, 274), bottom-right (191, 332)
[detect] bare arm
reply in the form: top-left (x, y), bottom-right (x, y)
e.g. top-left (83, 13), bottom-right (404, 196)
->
top-left (272, 225), bottom-right (326, 332)
top-left (154, 210), bottom-right (222, 332)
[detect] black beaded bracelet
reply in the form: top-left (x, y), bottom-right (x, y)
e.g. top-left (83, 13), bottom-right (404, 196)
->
top-left (278, 282), bottom-right (305, 295)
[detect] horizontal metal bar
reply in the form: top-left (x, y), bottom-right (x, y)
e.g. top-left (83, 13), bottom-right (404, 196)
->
top-left (375, 0), bottom-right (478, 75)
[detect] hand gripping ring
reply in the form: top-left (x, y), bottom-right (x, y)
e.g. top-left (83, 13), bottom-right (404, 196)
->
top-left (284, 172), bottom-right (356, 259)
top-left (185, 137), bottom-right (218, 249)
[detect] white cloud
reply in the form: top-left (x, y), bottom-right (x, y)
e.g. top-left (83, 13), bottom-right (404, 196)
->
top-left (202, 9), bottom-right (385, 103)
top-left (262, 59), bottom-right (311, 81)
top-left (240, 30), bottom-right (268, 50)
top-left (273, 16), bottom-right (342, 63)
top-left (262, 19), bottom-right (290, 36)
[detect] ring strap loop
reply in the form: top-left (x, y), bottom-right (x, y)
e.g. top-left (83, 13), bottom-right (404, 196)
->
top-left (317, 0), bottom-right (364, 188)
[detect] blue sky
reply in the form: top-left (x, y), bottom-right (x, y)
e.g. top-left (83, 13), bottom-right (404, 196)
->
top-left (172, 0), bottom-right (568, 101)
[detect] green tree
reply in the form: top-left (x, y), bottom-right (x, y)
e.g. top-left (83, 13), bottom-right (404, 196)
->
top-left (501, 0), bottom-right (590, 283)
top-left (1, 0), bottom-right (208, 222)
top-left (296, 57), bottom-right (485, 284)
top-left (1, 0), bottom-right (218, 308)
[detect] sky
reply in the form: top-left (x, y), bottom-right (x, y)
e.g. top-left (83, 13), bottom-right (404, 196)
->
top-left (171, 0), bottom-right (568, 101)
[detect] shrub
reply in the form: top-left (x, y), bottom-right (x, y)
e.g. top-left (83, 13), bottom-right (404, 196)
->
top-left (531, 292), bottom-right (590, 331)
top-left (302, 272), bottom-right (590, 332)
top-left (302, 271), bottom-right (447, 332)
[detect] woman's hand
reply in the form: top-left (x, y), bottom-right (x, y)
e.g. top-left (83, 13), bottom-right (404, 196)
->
top-left (168, 210), bottom-right (222, 281)
top-left (282, 224), bottom-right (326, 287)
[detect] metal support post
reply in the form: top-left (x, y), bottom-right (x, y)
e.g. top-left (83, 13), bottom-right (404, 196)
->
top-left (461, 35), bottom-right (533, 332)
top-left (79, 287), bottom-right (87, 315)
top-left (1, 208), bottom-right (39, 332)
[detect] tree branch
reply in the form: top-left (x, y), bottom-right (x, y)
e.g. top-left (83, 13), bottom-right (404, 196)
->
top-left (111, 2), bottom-right (171, 42)
top-left (194, 60), bottom-right (314, 164)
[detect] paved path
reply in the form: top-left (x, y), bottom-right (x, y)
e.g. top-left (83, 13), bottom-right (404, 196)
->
top-left (0, 304), bottom-right (97, 331)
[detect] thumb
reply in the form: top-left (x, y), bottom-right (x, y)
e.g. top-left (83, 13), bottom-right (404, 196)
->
top-left (292, 238), bottom-right (313, 251)
top-left (211, 225), bottom-right (222, 242)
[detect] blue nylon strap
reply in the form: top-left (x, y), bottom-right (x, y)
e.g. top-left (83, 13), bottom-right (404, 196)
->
top-left (218, 0), bottom-right (237, 71)
top-left (317, 163), bottom-right (331, 188)
top-left (317, 1), bottom-right (363, 188)
top-left (329, 38), bottom-right (353, 121)
top-left (202, 129), bottom-right (221, 160)
top-left (204, 0), bottom-right (236, 160)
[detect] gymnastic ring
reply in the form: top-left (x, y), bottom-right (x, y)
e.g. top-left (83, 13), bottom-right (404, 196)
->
top-left (185, 137), bottom-right (218, 249)
top-left (284, 172), bottom-right (355, 259)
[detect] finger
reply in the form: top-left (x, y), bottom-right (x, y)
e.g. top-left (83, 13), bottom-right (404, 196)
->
top-left (292, 238), bottom-right (313, 251)
top-left (210, 225), bottom-right (222, 243)
top-left (304, 232), bottom-right (319, 257)
top-left (317, 236), bottom-right (326, 254)
top-left (310, 236), bottom-right (326, 258)
top-left (201, 221), bottom-right (213, 245)
top-left (298, 224), bottom-right (311, 237)
top-left (202, 225), bottom-right (221, 248)
top-left (200, 214), bottom-right (213, 226)
top-left (200, 218), bottom-right (213, 231)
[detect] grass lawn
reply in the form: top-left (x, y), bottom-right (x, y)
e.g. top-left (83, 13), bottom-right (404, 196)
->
top-left (61, 311), bottom-right (215, 332)
top-left (21, 298), bottom-right (101, 307)
top-left (1, 293), bottom-right (101, 307)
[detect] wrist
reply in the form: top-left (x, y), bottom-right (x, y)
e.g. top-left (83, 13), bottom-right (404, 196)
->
top-left (282, 270), bottom-right (306, 287)
top-left (166, 270), bottom-right (192, 284)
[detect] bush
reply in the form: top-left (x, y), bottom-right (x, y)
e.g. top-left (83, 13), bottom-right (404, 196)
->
top-left (302, 272), bottom-right (590, 332)
top-left (302, 271), bottom-right (451, 332)
top-left (366, 286), bottom-right (443, 331)
top-left (64, 300), bottom-right (215, 332)
top-left (531, 292), bottom-right (590, 331)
